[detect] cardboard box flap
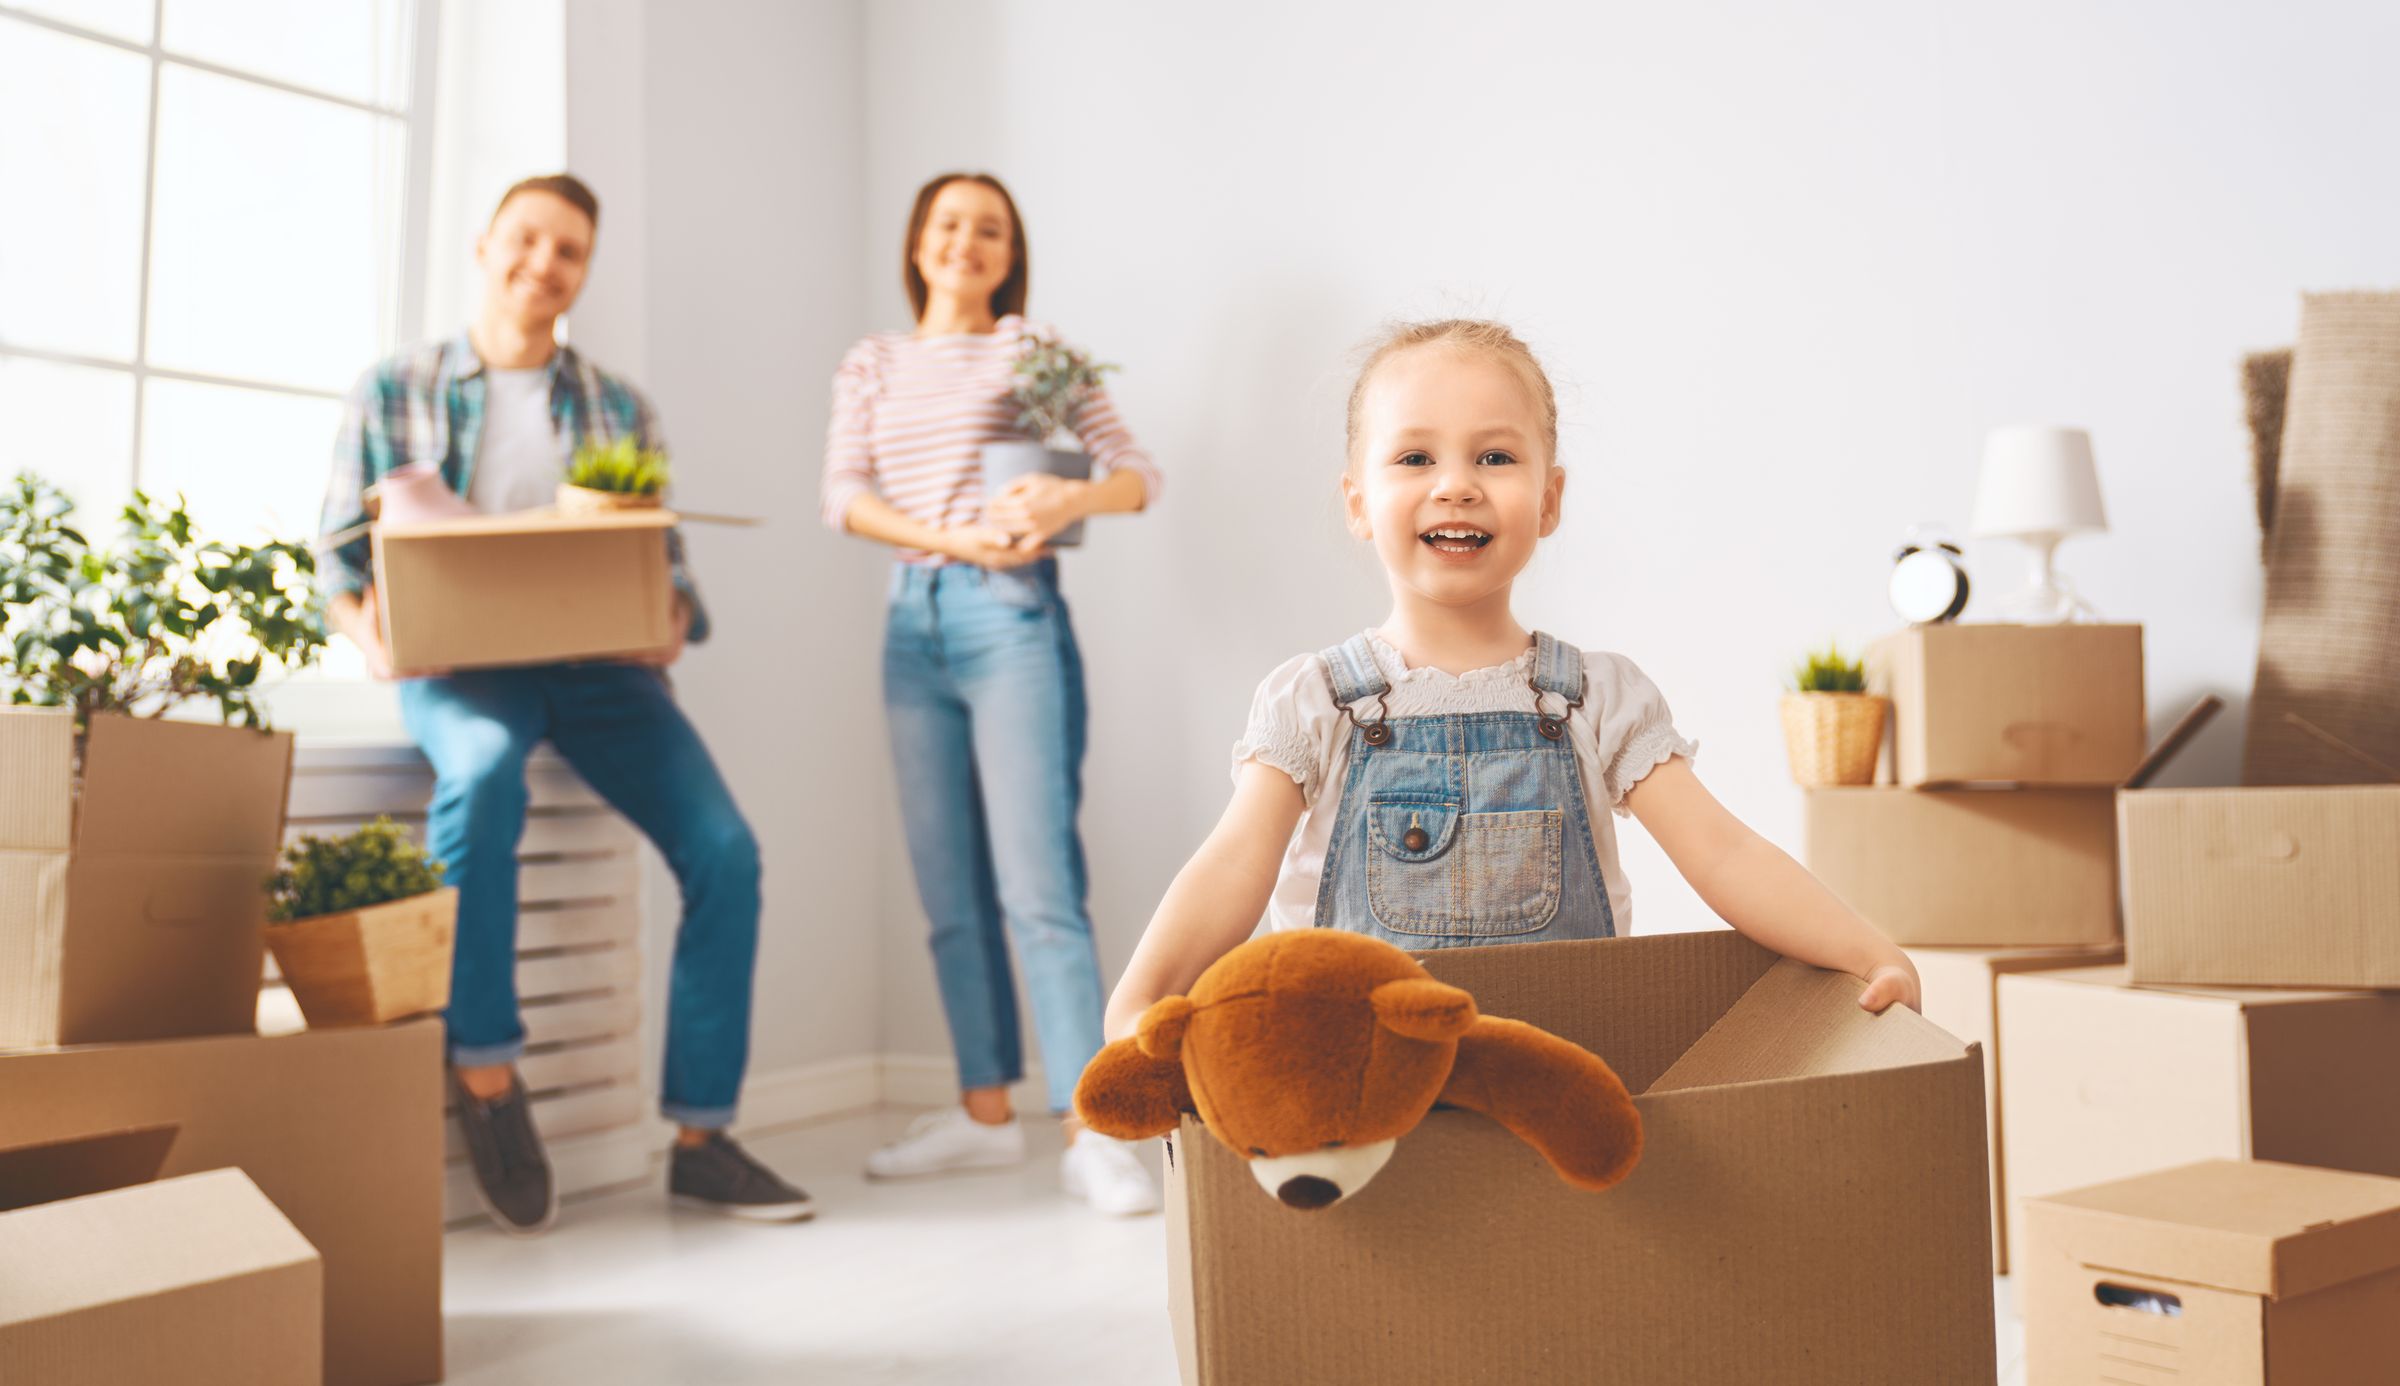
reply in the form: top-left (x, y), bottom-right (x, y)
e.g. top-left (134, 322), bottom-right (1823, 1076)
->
top-left (2032, 1159), bottom-right (2400, 1300)
top-left (2121, 694), bottom-right (2222, 790)
top-left (76, 714), bottom-right (293, 855)
top-left (0, 1168), bottom-right (319, 1325)
top-left (0, 1125), bottom-right (179, 1211)
top-left (377, 507), bottom-right (678, 540)
top-left (1649, 958), bottom-right (1967, 1093)
top-left (0, 710), bottom-right (74, 851)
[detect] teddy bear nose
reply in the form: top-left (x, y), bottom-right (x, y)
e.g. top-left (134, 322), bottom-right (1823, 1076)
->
top-left (1276, 1175), bottom-right (1342, 1210)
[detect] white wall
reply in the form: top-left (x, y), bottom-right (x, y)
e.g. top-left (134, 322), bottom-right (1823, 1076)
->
top-left (855, 0), bottom-right (2400, 1056)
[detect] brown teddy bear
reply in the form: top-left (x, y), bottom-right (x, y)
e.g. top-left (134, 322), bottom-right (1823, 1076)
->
top-left (1075, 930), bottom-right (1642, 1210)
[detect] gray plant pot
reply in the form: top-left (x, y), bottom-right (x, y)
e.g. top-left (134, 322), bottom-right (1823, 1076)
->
top-left (979, 441), bottom-right (1092, 548)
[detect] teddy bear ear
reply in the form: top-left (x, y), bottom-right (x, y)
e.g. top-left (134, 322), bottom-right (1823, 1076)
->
top-left (1136, 995), bottom-right (1196, 1061)
top-left (1370, 977), bottom-right (1479, 1042)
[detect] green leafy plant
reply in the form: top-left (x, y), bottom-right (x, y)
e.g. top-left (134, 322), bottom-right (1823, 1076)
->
top-left (567, 435), bottom-right (671, 495)
top-left (1788, 643), bottom-right (1868, 693)
top-left (267, 816), bottom-right (447, 923)
top-left (1010, 331), bottom-right (1118, 442)
top-left (0, 472), bottom-right (324, 728)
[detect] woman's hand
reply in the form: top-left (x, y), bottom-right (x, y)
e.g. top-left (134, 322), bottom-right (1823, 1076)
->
top-left (937, 522), bottom-right (1050, 569)
top-left (983, 474), bottom-right (1088, 546)
top-left (1856, 957), bottom-right (1922, 1015)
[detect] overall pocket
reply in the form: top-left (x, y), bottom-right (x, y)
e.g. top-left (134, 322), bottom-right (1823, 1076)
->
top-left (1364, 799), bottom-right (1563, 937)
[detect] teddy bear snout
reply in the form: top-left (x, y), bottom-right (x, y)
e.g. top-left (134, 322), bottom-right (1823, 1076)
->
top-left (1246, 1140), bottom-right (1398, 1210)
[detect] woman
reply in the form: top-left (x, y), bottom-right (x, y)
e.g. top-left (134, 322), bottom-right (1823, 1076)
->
top-left (820, 172), bottom-right (1162, 1215)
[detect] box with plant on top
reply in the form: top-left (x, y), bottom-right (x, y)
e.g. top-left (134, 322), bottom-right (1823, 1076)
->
top-left (980, 331), bottom-right (1118, 548)
top-left (1780, 643), bottom-right (1888, 787)
top-left (265, 817), bottom-right (456, 1029)
top-left (559, 435), bottom-right (671, 515)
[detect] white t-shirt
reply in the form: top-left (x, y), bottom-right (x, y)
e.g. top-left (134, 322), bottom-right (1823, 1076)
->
top-left (1231, 632), bottom-right (1698, 935)
top-left (466, 365), bottom-right (563, 515)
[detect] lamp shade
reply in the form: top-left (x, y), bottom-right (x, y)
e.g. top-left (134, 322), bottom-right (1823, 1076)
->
top-left (1971, 426), bottom-right (2108, 538)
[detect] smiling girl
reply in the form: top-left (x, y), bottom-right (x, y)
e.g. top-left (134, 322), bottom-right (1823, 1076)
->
top-left (1103, 319), bottom-right (1918, 1039)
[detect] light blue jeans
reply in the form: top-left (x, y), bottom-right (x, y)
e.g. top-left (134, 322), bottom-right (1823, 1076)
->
top-left (883, 560), bottom-right (1104, 1115)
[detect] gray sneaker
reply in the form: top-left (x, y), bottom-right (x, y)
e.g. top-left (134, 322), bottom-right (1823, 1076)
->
top-left (449, 1067), bottom-right (557, 1236)
top-left (670, 1133), bottom-right (815, 1222)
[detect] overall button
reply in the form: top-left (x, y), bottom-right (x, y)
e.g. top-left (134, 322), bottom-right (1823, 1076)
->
top-left (1402, 825), bottom-right (1429, 852)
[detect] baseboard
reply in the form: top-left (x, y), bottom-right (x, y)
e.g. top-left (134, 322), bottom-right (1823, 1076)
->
top-left (727, 1053), bottom-right (884, 1136)
top-left (874, 1053), bottom-right (1052, 1113)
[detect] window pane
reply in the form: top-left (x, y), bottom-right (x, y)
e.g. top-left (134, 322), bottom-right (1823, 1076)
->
top-left (146, 63), bottom-right (402, 392)
top-left (0, 22), bottom-right (148, 360)
top-left (162, 0), bottom-right (413, 108)
top-left (5, 0), bottom-right (155, 44)
top-left (139, 377), bottom-right (341, 544)
top-left (0, 357), bottom-right (135, 521)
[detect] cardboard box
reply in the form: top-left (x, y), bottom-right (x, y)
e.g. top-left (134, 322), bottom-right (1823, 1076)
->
top-left (2022, 1159), bottom-right (2400, 1383)
top-left (0, 1019), bottom-right (445, 1386)
top-left (0, 1138), bottom-right (322, 1386)
top-left (1907, 943), bottom-right (2123, 1273)
top-left (0, 710), bottom-right (293, 1049)
top-left (1996, 966), bottom-right (2400, 1275)
top-left (1807, 786), bottom-right (2119, 946)
top-left (372, 508), bottom-right (677, 674)
top-left (1869, 622), bottom-right (2145, 786)
top-left (1164, 931), bottom-right (1995, 1385)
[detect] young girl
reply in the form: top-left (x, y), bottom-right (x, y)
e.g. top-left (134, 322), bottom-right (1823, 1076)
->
top-left (1105, 319), bottom-right (1918, 1039)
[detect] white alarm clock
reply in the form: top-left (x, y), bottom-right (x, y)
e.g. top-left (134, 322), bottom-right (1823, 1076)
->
top-left (1890, 535), bottom-right (1970, 624)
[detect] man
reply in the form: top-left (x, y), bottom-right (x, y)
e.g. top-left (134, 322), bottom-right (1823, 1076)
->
top-left (321, 174), bottom-right (808, 1232)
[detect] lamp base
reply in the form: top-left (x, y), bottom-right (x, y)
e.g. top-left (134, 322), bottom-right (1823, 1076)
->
top-left (1991, 531), bottom-right (2100, 623)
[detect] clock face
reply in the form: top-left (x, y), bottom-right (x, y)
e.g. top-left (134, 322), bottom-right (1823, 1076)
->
top-left (1890, 548), bottom-right (1969, 624)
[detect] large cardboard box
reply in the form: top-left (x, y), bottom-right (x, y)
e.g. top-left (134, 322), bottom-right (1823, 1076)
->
top-left (1164, 932), bottom-right (1995, 1385)
top-left (0, 1140), bottom-right (323, 1386)
top-left (1869, 622), bottom-right (2145, 786)
top-left (2121, 784), bottom-right (2400, 990)
top-left (0, 710), bottom-right (293, 1048)
top-left (0, 1019), bottom-right (446, 1386)
top-left (1807, 786), bottom-right (2118, 946)
top-left (2022, 1160), bottom-right (2400, 1384)
top-left (1996, 967), bottom-right (2400, 1275)
top-left (372, 508), bottom-right (677, 674)
top-left (1907, 943), bottom-right (2122, 1273)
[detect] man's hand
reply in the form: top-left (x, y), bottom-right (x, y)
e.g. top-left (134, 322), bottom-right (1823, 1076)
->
top-left (328, 587), bottom-right (445, 680)
top-left (627, 594), bottom-right (693, 668)
top-left (983, 474), bottom-right (1087, 548)
top-left (938, 522), bottom-right (1050, 570)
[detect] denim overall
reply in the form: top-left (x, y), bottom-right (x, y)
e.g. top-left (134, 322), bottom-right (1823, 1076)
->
top-left (1312, 632), bottom-right (1616, 947)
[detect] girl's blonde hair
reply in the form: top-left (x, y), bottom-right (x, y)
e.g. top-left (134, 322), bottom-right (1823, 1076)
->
top-left (1344, 318), bottom-right (1560, 467)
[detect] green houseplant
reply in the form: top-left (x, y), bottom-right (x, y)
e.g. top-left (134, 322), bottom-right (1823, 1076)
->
top-left (264, 817), bottom-right (457, 1028)
top-left (560, 435), bottom-right (671, 515)
top-left (979, 331), bottom-right (1120, 548)
top-left (1779, 643), bottom-right (1887, 787)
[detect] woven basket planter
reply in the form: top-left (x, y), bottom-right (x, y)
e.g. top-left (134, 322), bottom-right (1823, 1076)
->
top-left (265, 887), bottom-right (457, 1028)
top-left (555, 483), bottom-right (663, 516)
top-left (1780, 693), bottom-right (1888, 787)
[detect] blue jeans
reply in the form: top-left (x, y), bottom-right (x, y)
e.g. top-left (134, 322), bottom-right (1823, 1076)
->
top-left (399, 664), bottom-right (762, 1129)
top-left (883, 560), bottom-right (1104, 1115)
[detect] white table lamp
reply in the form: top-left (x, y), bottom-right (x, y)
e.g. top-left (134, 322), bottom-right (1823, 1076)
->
top-left (1971, 425), bottom-right (2108, 623)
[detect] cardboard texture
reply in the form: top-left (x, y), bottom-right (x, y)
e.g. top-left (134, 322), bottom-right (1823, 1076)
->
top-left (1805, 786), bottom-right (2119, 946)
top-left (1163, 931), bottom-right (1995, 1385)
top-left (2023, 1159), bottom-right (2400, 1384)
top-left (1907, 944), bottom-right (2123, 1273)
top-left (0, 1166), bottom-right (322, 1386)
top-left (372, 508), bottom-right (676, 673)
top-left (2121, 784), bottom-right (2400, 990)
top-left (1996, 967), bottom-right (2400, 1276)
top-left (1869, 623), bottom-right (2146, 786)
top-left (0, 710), bottom-right (293, 1049)
top-left (0, 1019), bottom-right (445, 1386)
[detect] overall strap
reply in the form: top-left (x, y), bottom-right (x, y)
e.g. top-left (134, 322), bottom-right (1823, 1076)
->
top-left (1529, 632), bottom-right (1587, 742)
top-left (1319, 633), bottom-right (1391, 706)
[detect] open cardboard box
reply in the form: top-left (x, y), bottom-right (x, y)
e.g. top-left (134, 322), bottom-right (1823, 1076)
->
top-left (1869, 622), bottom-right (2146, 787)
top-left (1163, 931), bottom-right (1994, 1385)
top-left (0, 1128), bottom-right (322, 1385)
top-left (0, 1019), bottom-right (445, 1386)
top-left (371, 507), bottom-right (679, 675)
top-left (2022, 1159), bottom-right (2400, 1384)
top-left (0, 710), bottom-right (293, 1049)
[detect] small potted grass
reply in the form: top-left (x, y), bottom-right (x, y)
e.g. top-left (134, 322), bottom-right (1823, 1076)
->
top-left (1779, 644), bottom-right (1887, 787)
top-left (559, 435), bottom-right (670, 515)
top-left (264, 817), bottom-right (456, 1027)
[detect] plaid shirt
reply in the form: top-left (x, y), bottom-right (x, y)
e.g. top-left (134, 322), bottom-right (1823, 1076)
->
top-left (319, 333), bottom-right (710, 642)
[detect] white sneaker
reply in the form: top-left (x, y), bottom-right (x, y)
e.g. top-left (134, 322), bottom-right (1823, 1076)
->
top-left (1061, 1134), bottom-right (1160, 1216)
top-left (864, 1107), bottom-right (1026, 1180)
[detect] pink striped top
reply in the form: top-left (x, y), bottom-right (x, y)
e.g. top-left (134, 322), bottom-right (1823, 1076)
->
top-left (819, 316), bottom-right (1162, 562)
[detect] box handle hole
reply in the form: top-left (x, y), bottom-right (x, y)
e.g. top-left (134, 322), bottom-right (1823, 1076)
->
top-left (2095, 1283), bottom-right (2182, 1317)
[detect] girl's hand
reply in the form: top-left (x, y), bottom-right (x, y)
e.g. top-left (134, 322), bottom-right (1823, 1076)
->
top-left (984, 474), bottom-right (1087, 546)
top-left (939, 522), bottom-right (1049, 569)
top-left (1857, 959), bottom-right (1922, 1015)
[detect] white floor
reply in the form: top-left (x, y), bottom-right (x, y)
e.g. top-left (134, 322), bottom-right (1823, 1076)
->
top-left (444, 1108), bottom-right (2028, 1385)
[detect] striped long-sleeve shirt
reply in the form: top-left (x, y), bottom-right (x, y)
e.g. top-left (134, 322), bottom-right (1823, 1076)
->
top-left (819, 316), bottom-right (1162, 560)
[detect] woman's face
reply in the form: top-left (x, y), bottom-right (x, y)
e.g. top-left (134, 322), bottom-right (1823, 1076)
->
top-left (914, 180), bottom-right (1014, 315)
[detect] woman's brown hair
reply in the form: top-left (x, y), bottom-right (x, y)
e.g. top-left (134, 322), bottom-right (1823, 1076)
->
top-left (902, 172), bottom-right (1029, 322)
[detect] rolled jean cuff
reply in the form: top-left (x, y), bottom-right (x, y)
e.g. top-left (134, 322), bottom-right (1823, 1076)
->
top-left (447, 1036), bottom-right (527, 1068)
top-left (662, 1101), bottom-right (736, 1131)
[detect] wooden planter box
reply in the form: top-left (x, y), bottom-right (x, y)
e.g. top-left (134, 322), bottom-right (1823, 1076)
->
top-left (265, 888), bottom-right (457, 1028)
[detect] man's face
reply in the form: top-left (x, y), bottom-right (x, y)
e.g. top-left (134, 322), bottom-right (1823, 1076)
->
top-left (476, 191), bottom-right (593, 324)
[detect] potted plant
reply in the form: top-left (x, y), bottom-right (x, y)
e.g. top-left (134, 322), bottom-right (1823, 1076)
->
top-left (1779, 643), bottom-right (1887, 787)
top-left (264, 817), bottom-right (456, 1028)
top-left (559, 435), bottom-right (671, 515)
top-left (980, 331), bottom-right (1118, 547)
